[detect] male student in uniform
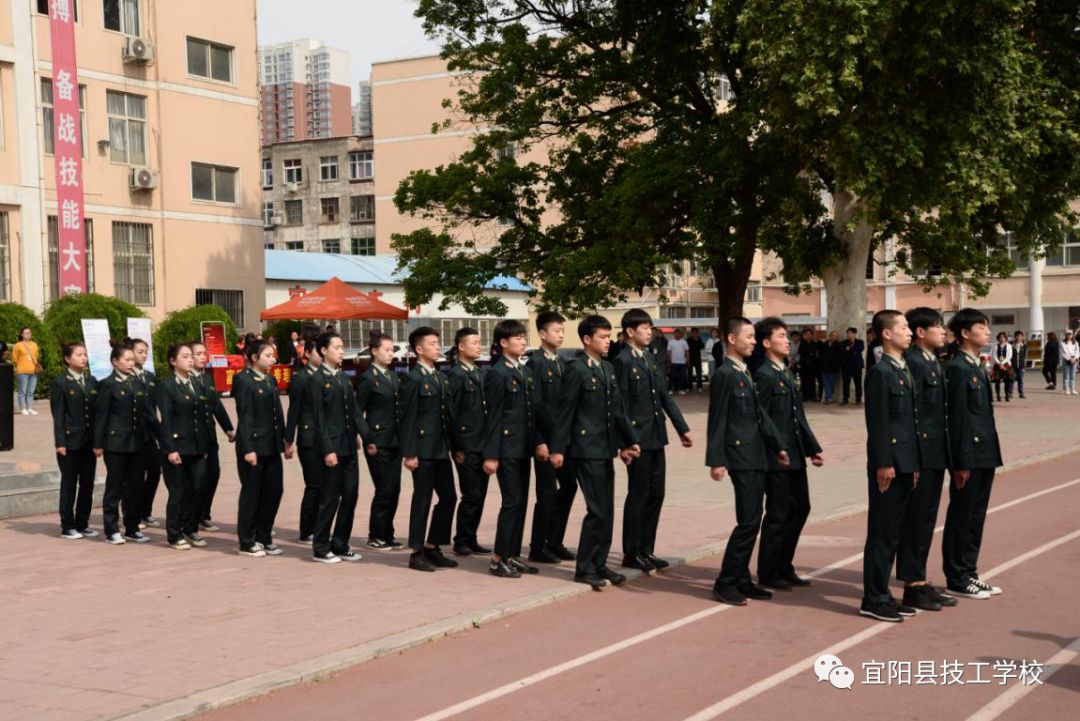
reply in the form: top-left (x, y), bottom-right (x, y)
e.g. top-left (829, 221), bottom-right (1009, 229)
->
top-left (448, 327), bottom-right (493, 557)
top-left (284, 339), bottom-right (322, 544)
top-left (482, 320), bottom-right (549, 578)
top-left (400, 327), bottom-right (459, 572)
top-left (614, 309), bottom-right (692, 572)
top-left (752, 318), bottom-right (824, 591)
top-left (897, 308), bottom-right (958, 611)
top-left (942, 308), bottom-right (1003, 600)
top-left (706, 317), bottom-right (788, 606)
top-left (860, 310), bottom-right (921, 622)
top-left (527, 311), bottom-right (577, 563)
top-left (550, 316), bottom-right (640, 590)
top-left (357, 332), bottom-right (404, 550)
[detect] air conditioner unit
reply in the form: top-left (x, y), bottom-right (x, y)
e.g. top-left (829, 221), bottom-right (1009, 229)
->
top-left (285, 181), bottom-right (300, 193)
top-left (271, 215), bottom-right (285, 226)
top-left (123, 36), bottom-right (155, 64)
top-left (130, 167), bottom-right (159, 191)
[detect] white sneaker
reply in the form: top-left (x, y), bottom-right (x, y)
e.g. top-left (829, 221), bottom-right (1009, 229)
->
top-left (313, 553), bottom-right (341, 564)
top-left (124, 531), bottom-right (151, 544)
top-left (79, 529), bottom-right (100, 538)
top-left (105, 533), bottom-right (126, 545)
top-left (970, 577), bottom-right (1002, 596)
top-left (239, 546), bottom-right (266, 557)
top-left (20, 409), bottom-right (29, 416)
top-left (60, 529), bottom-right (83, 540)
top-left (28, 408), bottom-right (39, 415)
top-left (337, 550), bottom-right (363, 562)
top-left (170, 539), bottom-right (192, 550)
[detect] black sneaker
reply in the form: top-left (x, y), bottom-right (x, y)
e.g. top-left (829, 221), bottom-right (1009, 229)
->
top-left (738, 583), bottom-right (773, 600)
top-left (385, 538), bottom-right (405, 551)
top-left (902, 585), bottom-right (942, 612)
top-left (366, 538), bottom-right (388, 549)
top-left (528, 547), bottom-right (560, 564)
top-left (509, 557), bottom-right (540, 575)
top-left (184, 533), bottom-right (208, 548)
top-left (468, 540), bottom-right (492, 555)
top-left (336, 549), bottom-right (361, 562)
top-left (489, 559), bottom-right (521, 578)
top-left (547, 543), bottom-right (576, 561)
top-left (452, 542), bottom-right (473, 557)
top-left (945, 581), bottom-right (990, 599)
top-left (712, 586), bottom-right (747, 606)
top-left (60, 529), bottom-right (83, 540)
top-left (621, 554), bottom-right (656, 571)
top-left (574, 574), bottom-right (606, 590)
top-left (423, 546), bottom-right (459, 568)
top-left (859, 600), bottom-right (903, 622)
top-left (597, 567), bottom-right (627, 585)
top-left (261, 543), bottom-right (284, 556)
top-left (409, 551), bottom-right (436, 572)
top-left (781, 572), bottom-right (812, 587)
top-left (969, 576), bottom-right (1002, 596)
top-left (124, 531), bottom-right (151, 544)
top-left (926, 583), bottom-right (958, 607)
top-left (645, 553), bottom-right (670, 569)
top-left (759, 576), bottom-right (793, 592)
top-left (889, 598), bottom-right (917, 616)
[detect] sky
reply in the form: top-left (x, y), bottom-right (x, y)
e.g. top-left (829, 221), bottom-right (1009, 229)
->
top-left (256, 0), bottom-right (441, 87)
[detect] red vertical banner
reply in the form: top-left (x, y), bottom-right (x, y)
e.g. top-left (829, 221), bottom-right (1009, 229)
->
top-left (48, 0), bottom-right (87, 295)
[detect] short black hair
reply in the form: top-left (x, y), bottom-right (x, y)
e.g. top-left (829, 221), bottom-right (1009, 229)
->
top-left (846, 327), bottom-right (858, 335)
top-left (494, 319), bottom-right (527, 345)
top-left (408, 326), bottom-right (440, 354)
top-left (724, 316), bottom-right (752, 342)
top-left (947, 308), bottom-right (989, 340)
top-left (536, 311), bottom-right (566, 332)
top-left (315, 332), bottom-right (340, 358)
top-left (369, 332), bottom-right (393, 352)
top-left (577, 315), bottom-right (612, 340)
top-left (304, 338), bottom-right (318, 355)
top-left (996, 331), bottom-right (1008, 341)
top-left (905, 306), bottom-right (943, 335)
top-left (455, 326), bottom-right (479, 349)
top-left (1013, 330), bottom-right (1024, 338)
top-left (621, 308), bottom-right (653, 331)
top-left (754, 317), bottom-right (787, 345)
top-left (871, 310), bottom-right (904, 339)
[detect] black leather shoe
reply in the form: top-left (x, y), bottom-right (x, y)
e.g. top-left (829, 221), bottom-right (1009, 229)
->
top-left (509, 557), bottom-right (540, 574)
top-left (902, 585), bottom-right (942, 612)
top-left (409, 551), bottom-right (436, 572)
top-left (738, 583), bottom-right (773, 600)
top-left (547, 543), bottom-right (576, 561)
top-left (423, 546), bottom-right (459, 568)
top-left (781, 572), bottom-right (812, 587)
top-left (452, 542), bottom-right (473, 557)
top-left (759, 576), bottom-right (793, 591)
top-left (597, 567), bottom-right (627, 586)
top-left (926, 583), bottom-right (957, 607)
top-left (712, 586), bottom-right (747, 606)
top-left (489, 559), bottom-right (521, 578)
top-left (468, 541), bottom-right (492, 555)
top-left (574, 574), bottom-right (606, 590)
top-left (645, 553), bottom-right (670, 569)
top-left (527, 548), bottom-right (560, 564)
top-left (621, 554), bottom-right (656, 571)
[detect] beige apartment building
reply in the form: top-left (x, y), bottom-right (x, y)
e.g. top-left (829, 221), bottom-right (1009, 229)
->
top-left (0, 0), bottom-right (264, 328)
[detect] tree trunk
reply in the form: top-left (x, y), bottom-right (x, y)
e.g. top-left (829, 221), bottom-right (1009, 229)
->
top-left (821, 189), bottom-right (873, 334)
top-left (712, 246), bottom-right (755, 323)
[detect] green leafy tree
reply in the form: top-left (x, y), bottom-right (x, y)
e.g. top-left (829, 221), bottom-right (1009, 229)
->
top-left (0, 303), bottom-right (60, 398)
top-left (42, 293), bottom-right (145, 346)
top-left (152, 305), bottom-right (239, 377)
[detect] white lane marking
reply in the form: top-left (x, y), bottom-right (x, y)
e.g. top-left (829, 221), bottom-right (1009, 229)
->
top-left (964, 637), bottom-right (1080, 721)
top-left (412, 480), bottom-right (1080, 721)
top-left (680, 529), bottom-right (1080, 721)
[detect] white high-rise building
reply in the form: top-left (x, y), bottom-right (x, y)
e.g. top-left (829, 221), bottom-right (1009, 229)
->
top-left (258, 39), bottom-right (352, 145)
top-left (352, 80), bottom-right (373, 136)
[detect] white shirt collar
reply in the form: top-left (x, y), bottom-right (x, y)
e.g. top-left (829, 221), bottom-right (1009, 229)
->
top-left (728, 356), bottom-right (748, 374)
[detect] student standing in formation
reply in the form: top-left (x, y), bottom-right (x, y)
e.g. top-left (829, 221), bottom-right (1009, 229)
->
top-left (93, 343), bottom-right (157, 545)
top-left (614, 309), bottom-right (691, 572)
top-left (752, 318), bottom-right (823, 591)
top-left (550, 316), bottom-right (640, 591)
top-left (706, 317), bottom-right (788, 606)
top-left (895, 308), bottom-right (957, 611)
top-left (52, 342), bottom-right (100, 540)
top-left (449, 327), bottom-right (493, 557)
top-left (190, 340), bottom-right (235, 532)
top-left (233, 340), bottom-right (289, 558)
top-left (527, 311), bottom-right (577, 563)
top-left (284, 338), bottom-right (322, 545)
top-left (157, 343), bottom-right (210, 550)
top-left (309, 332), bottom-right (364, 564)
top-left (482, 320), bottom-right (548, 578)
top-left (357, 333), bottom-right (404, 550)
top-left (943, 308), bottom-right (1004, 600)
top-left (860, 310), bottom-right (920, 622)
top-left (400, 327), bottom-right (459, 572)
top-left (127, 338), bottom-right (161, 529)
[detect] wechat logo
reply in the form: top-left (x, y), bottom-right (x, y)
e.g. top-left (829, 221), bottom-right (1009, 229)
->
top-left (814, 654), bottom-right (855, 690)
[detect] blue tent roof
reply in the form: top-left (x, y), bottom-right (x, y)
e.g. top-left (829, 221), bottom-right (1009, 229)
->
top-left (264, 250), bottom-right (530, 292)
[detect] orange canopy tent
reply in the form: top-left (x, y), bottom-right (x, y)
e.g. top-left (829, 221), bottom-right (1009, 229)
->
top-left (259, 276), bottom-right (409, 321)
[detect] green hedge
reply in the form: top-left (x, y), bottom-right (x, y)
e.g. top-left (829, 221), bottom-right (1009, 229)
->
top-left (42, 293), bottom-right (146, 346)
top-left (260, 319), bottom-right (301, 344)
top-left (152, 305), bottom-right (239, 377)
top-left (0, 302), bottom-right (61, 398)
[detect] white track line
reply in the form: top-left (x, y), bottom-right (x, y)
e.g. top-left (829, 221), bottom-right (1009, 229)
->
top-left (680, 529), bottom-right (1080, 721)
top-left (964, 636), bottom-right (1080, 721)
top-left (412, 478), bottom-right (1080, 721)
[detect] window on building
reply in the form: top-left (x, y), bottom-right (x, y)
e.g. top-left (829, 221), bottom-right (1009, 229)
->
top-left (283, 158), bottom-right (303, 184)
top-left (1064, 232), bottom-right (1080, 266)
top-left (187, 37), bottom-right (234, 82)
top-left (350, 195), bottom-right (375, 222)
top-left (319, 156), bottom-right (339, 181)
top-left (106, 90), bottom-right (147, 165)
top-left (195, 289), bottom-right (244, 327)
top-left (112, 221), bottom-right (153, 305)
top-left (663, 263), bottom-right (685, 288)
top-left (339, 319), bottom-right (407, 349)
top-left (38, 0), bottom-right (80, 19)
top-left (261, 158), bottom-right (273, 188)
top-left (690, 306), bottom-right (714, 319)
top-left (103, 0), bottom-right (139, 35)
top-left (285, 240), bottom-right (303, 251)
top-left (745, 282), bottom-right (762, 303)
top-left (351, 237), bottom-right (375, 256)
top-left (866, 250), bottom-right (876, 280)
top-left (47, 216), bottom-right (95, 300)
top-left (0, 212), bottom-right (10, 300)
top-left (320, 197), bottom-right (339, 223)
top-left (659, 305), bottom-right (688, 319)
top-left (348, 151), bottom-right (373, 179)
top-left (991, 314), bottom-right (1016, 327)
top-left (262, 201), bottom-right (275, 227)
top-left (323, 239), bottom-right (341, 254)
top-left (41, 78), bottom-right (87, 157)
top-left (284, 199), bottom-right (303, 225)
top-left (191, 163), bottom-right (237, 204)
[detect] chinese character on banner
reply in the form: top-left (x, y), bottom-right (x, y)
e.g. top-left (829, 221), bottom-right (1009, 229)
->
top-left (48, 1), bottom-right (87, 296)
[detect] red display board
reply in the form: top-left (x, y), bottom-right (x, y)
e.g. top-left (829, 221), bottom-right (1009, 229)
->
top-left (212, 358), bottom-right (295, 395)
top-left (201, 321), bottom-right (228, 357)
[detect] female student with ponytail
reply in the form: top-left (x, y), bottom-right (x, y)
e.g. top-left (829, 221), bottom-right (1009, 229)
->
top-left (51, 342), bottom-right (100, 540)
